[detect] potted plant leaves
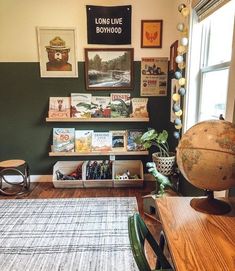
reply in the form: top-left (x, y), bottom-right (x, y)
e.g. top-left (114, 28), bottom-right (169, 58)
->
top-left (137, 129), bottom-right (176, 176)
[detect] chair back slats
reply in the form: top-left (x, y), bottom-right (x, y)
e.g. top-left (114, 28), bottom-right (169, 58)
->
top-left (128, 213), bottom-right (173, 271)
top-left (128, 216), bottom-right (152, 271)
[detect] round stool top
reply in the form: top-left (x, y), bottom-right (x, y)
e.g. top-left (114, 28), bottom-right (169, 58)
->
top-left (0, 159), bottom-right (26, 168)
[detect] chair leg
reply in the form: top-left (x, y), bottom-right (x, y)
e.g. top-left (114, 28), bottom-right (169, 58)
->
top-left (156, 230), bottom-right (166, 269)
top-left (159, 230), bottom-right (166, 251)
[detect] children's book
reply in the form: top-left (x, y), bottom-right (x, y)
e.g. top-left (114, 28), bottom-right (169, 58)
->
top-left (71, 93), bottom-right (92, 118)
top-left (130, 98), bottom-right (149, 118)
top-left (91, 96), bottom-right (111, 118)
top-left (127, 130), bottom-right (146, 151)
top-left (48, 97), bottom-right (71, 118)
top-left (91, 132), bottom-right (112, 152)
top-left (53, 128), bottom-right (75, 152)
top-left (111, 130), bottom-right (127, 152)
top-left (75, 130), bottom-right (93, 152)
top-left (110, 93), bottom-right (131, 118)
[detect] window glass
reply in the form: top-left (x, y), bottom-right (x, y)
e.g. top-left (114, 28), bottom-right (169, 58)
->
top-left (199, 69), bottom-right (229, 121)
top-left (207, 2), bottom-right (234, 66)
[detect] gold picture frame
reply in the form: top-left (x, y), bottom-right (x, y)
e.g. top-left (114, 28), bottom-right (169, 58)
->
top-left (141, 20), bottom-right (163, 48)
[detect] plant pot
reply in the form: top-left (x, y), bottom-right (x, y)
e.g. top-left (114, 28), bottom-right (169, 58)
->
top-left (152, 152), bottom-right (175, 176)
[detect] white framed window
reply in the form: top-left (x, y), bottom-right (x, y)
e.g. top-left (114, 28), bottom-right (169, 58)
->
top-left (185, 0), bottom-right (235, 130)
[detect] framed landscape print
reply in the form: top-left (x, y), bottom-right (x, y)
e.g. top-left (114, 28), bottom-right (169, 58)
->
top-left (85, 48), bottom-right (134, 90)
top-left (37, 27), bottom-right (78, 77)
top-left (141, 20), bottom-right (163, 48)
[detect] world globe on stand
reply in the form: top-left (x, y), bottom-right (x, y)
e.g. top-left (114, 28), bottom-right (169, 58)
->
top-left (176, 120), bottom-right (235, 214)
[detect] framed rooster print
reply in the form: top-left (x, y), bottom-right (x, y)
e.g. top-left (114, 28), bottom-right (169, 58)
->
top-left (141, 20), bottom-right (163, 48)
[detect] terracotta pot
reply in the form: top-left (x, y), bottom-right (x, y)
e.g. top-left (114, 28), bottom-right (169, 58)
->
top-left (152, 152), bottom-right (175, 176)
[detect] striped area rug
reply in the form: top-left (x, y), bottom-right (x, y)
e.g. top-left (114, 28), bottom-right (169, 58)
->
top-left (0, 197), bottom-right (138, 271)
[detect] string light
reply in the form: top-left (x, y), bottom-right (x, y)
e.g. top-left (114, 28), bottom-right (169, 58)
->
top-left (172, 1), bottom-right (190, 139)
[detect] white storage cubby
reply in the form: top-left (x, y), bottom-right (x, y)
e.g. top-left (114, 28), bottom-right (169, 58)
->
top-left (52, 161), bottom-right (84, 188)
top-left (113, 160), bottom-right (144, 187)
top-left (52, 160), bottom-right (144, 188)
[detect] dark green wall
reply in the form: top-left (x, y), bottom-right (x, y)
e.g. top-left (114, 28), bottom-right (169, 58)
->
top-left (0, 61), bottom-right (173, 175)
top-left (2, 61), bottom-right (231, 196)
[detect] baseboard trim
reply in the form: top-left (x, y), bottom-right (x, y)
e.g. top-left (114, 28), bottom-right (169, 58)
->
top-left (1, 175), bottom-right (52, 183)
top-left (2, 174), bottom-right (154, 183)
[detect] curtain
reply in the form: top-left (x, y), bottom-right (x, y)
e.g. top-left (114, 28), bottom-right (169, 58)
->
top-left (192, 0), bottom-right (231, 21)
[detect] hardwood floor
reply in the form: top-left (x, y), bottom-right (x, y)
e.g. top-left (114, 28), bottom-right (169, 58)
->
top-left (0, 181), bottom-right (163, 269)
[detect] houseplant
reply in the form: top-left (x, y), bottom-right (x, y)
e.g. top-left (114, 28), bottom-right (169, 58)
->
top-left (137, 129), bottom-right (176, 176)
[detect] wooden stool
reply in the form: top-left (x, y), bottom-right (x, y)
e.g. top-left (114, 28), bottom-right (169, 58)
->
top-left (0, 159), bottom-right (30, 196)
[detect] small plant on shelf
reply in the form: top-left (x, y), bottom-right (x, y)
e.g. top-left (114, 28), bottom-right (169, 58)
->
top-left (137, 129), bottom-right (170, 157)
top-left (136, 128), bottom-right (175, 176)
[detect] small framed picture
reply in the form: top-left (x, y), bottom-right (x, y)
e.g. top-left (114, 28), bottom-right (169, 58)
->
top-left (141, 20), bottom-right (163, 48)
top-left (85, 48), bottom-right (134, 90)
top-left (37, 27), bottom-right (78, 77)
top-left (169, 40), bottom-right (178, 72)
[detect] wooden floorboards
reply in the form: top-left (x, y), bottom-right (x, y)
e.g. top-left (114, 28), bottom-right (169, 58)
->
top-left (0, 181), bottom-right (162, 269)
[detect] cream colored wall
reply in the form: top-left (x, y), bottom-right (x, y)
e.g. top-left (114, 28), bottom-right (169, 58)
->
top-left (0, 0), bottom-right (179, 62)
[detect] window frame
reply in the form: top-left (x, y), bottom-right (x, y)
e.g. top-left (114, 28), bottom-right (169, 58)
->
top-left (184, 4), bottom-right (234, 131)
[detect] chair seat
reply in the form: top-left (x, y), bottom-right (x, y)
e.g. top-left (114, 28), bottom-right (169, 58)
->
top-left (0, 159), bottom-right (26, 168)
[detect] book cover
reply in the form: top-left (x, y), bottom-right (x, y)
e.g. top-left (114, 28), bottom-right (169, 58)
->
top-left (127, 130), bottom-right (146, 151)
top-left (71, 93), bottom-right (92, 118)
top-left (111, 130), bottom-right (127, 152)
top-left (110, 93), bottom-right (131, 118)
top-left (53, 128), bottom-right (75, 152)
top-left (75, 130), bottom-right (93, 152)
top-left (91, 96), bottom-right (111, 118)
top-left (91, 132), bottom-right (112, 152)
top-left (48, 97), bottom-right (71, 118)
top-left (130, 98), bottom-right (149, 118)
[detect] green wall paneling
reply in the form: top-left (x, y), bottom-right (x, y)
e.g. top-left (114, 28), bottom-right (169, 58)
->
top-left (0, 62), bottom-right (171, 175)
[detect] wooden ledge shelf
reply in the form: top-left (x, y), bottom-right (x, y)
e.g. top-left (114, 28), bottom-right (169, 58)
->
top-left (46, 117), bottom-right (149, 122)
top-left (49, 151), bottom-right (149, 157)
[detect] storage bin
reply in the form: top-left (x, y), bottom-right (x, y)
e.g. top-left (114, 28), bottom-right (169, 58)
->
top-left (83, 161), bottom-right (113, 187)
top-left (52, 161), bottom-right (84, 188)
top-left (113, 160), bottom-right (144, 187)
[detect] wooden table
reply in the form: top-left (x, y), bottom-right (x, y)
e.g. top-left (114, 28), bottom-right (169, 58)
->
top-left (155, 197), bottom-right (235, 271)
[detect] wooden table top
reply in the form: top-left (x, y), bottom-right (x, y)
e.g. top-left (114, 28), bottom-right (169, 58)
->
top-left (155, 197), bottom-right (235, 271)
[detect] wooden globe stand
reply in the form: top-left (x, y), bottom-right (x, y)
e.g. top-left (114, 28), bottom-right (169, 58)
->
top-left (190, 190), bottom-right (231, 215)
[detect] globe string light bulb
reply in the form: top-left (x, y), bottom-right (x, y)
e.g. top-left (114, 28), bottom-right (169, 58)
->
top-left (172, 93), bottom-right (181, 102)
top-left (175, 110), bottom-right (183, 117)
top-left (177, 45), bottom-right (187, 54)
top-left (173, 2), bottom-right (190, 139)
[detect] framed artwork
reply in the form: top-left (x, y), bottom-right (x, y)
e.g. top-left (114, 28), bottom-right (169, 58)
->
top-left (37, 27), bottom-right (78, 77)
top-left (85, 48), bottom-right (134, 90)
top-left (141, 20), bottom-right (163, 48)
top-left (140, 57), bottom-right (168, 96)
top-left (169, 40), bottom-right (178, 72)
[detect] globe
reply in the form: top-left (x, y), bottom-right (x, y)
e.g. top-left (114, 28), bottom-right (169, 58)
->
top-left (177, 120), bottom-right (235, 214)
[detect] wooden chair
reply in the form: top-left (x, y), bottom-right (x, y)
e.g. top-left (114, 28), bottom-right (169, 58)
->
top-left (128, 213), bottom-right (173, 271)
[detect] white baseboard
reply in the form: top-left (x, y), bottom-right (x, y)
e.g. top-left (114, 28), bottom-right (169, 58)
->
top-left (1, 175), bottom-right (52, 183)
top-left (30, 175), bottom-right (52, 182)
top-left (4, 174), bottom-right (154, 183)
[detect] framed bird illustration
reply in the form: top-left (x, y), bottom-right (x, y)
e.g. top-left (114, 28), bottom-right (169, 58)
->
top-left (141, 20), bottom-right (163, 48)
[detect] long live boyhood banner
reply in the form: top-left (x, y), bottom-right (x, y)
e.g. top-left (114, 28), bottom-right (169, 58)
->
top-left (86, 5), bottom-right (131, 44)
